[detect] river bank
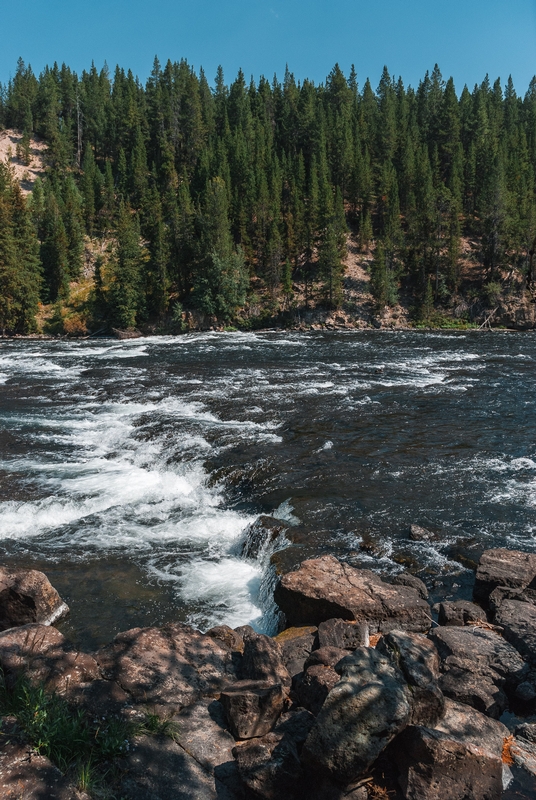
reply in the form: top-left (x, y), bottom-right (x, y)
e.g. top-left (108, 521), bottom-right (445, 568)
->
top-left (1, 542), bottom-right (536, 799)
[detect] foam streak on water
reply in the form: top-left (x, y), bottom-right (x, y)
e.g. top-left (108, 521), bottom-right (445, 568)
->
top-left (1, 331), bottom-right (536, 644)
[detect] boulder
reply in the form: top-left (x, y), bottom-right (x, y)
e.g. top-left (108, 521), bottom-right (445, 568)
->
top-left (301, 646), bottom-right (412, 782)
top-left (295, 665), bottom-right (340, 716)
top-left (96, 622), bottom-right (236, 709)
top-left (0, 567), bottom-right (69, 631)
top-left (317, 618), bottom-right (369, 650)
top-left (430, 625), bottom-right (528, 717)
top-left (434, 698), bottom-right (510, 760)
top-left (473, 548), bottom-right (536, 604)
top-left (233, 732), bottom-right (303, 800)
top-left (274, 626), bottom-right (318, 680)
top-left (377, 630), bottom-right (444, 727)
top-left (436, 600), bottom-right (487, 627)
top-left (494, 599), bottom-right (536, 663)
top-left (0, 623), bottom-right (100, 696)
top-left (304, 647), bottom-right (348, 671)
top-left (393, 725), bottom-right (503, 800)
top-left (391, 572), bottom-right (429, 600)
top-left (219, 680), bottom-right (286, 740)
top-left (240, 631), bottom-right (292, 691)
top-left (274, 555), bottom-right (431, 632)
top-left (241, 516), bottom-right (287, 560)
top-left (409, 524), bottom-right (436, 541)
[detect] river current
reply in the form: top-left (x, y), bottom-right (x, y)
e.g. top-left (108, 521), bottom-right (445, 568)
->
top-left (1, 331), bottom-right (535, 649)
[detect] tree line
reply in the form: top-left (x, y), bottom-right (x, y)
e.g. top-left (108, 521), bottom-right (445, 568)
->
top-left (0, 57), bottom-right (535, 333)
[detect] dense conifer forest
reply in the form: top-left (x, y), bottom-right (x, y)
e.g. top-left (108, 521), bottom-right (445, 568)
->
top-left (1, 57), bottom-right (536, 334)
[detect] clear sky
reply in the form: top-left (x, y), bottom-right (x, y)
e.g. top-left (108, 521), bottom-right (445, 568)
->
top-left (0, 0), bottom-right (535, 94)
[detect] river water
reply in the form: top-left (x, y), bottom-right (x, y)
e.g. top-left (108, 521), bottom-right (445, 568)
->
top-left (1, 331), bottom-right (535, 649)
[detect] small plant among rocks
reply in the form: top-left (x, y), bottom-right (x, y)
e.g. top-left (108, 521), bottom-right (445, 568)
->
top-left (0, 671), bottom-right (179, 796)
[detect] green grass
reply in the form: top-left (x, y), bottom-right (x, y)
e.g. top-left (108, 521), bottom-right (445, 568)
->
top-left (0, 671), bottom-right (180, 795)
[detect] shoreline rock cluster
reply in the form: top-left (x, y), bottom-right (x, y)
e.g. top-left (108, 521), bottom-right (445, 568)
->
top-left (1, 546), bottom-right (536, 798)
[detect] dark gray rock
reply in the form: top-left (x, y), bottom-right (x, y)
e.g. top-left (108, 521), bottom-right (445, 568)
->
top-left (474, 548), bottom-right (536, 604)
top-left (436, 600), bottom-right (487, 627)
top-left (241, 516), bottom-right (287, 560)
top-left (274, 709), bottom-right (315, 750)
top-left (377, 630), bottom-right (444, 727)
top-left (430, 625), bottom-right (528, 717)
top-left (301, 646), bottom-right (412, 782)
top-left (494, 598), bottom-right (536, 663)
top-left (0, 566), bottom-right (69, 631)
top-left (393, 725), bottom-right (503, 800)
top-left (515, 681), bottom-right (536, 703)
top-left (240, 630), bottom-right (292, 691)
top-left (219, 680), bottom-right (286, 740)
top-left (274, 626), bottom-right (318, 680)
top-left (274, 555), bottom-right (431, 632)
top-left (233, 732), bottom-right (302, 800)
top-left (317, 618), bottom-right (369, 650)
top-left (515, 723), bottom-right (536, 744)
top-left (295, 664), bottom-right (340, 716)
top-left (304, 646), bottom-right (348, 671)
top-left (391, 572), bottom-right (429, 600)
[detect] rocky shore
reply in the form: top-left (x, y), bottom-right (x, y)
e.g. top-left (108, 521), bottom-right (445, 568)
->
top-left (2, 543), bottom-right (536, 799)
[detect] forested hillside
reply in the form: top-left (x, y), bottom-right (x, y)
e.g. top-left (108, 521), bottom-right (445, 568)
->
top-left (1, 57), bottom-right (536, 334)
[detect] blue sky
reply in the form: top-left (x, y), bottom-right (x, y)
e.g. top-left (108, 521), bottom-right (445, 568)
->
top-left (1, 0), bottom-right (535, 93)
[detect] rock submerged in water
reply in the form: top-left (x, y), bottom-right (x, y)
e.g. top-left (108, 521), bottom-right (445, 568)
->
top-left (274, 554), bottom-right (431, 632)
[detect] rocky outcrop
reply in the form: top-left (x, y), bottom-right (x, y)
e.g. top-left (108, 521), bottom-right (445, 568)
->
top-left (5, 550), bottom-right (536, 800)
top-left (0, 567), bottom-right (69, 630)
top-left (0, 739), bottom-right (84, 800)
top-left (274, 555), bottom-right (431, 632)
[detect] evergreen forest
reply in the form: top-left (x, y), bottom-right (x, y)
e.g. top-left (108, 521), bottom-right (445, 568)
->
top-left (1, 57), bottom-right (536, 334)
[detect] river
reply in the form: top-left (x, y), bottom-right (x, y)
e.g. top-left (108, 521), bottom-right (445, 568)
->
top-left (1, 330), bottom-right (535, 649)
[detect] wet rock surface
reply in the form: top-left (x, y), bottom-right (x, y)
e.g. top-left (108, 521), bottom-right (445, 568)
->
top-left (240, 516), bottom-right (288, 560)
top-left (0, 567), bottom-right (69, 631)
top-left (274, 555), bottom-right (431, 632)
